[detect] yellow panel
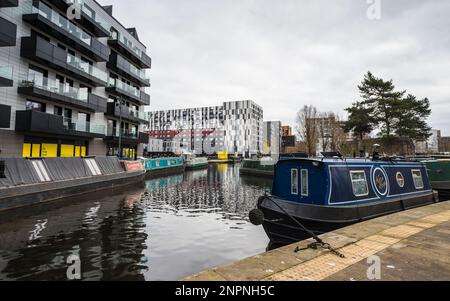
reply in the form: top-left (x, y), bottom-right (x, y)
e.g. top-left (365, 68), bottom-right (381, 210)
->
top-left (61, 144), bottom-right (74, 157)
top-left (22, 143), bottom-right (31, 158)
top-left (81, 146), bottom-right (86, 157)
top-left (218, 152), bottom-right (228, 160)
top-left (41, 144), bottom-right (58, 158)
top-left (75, 146), bottom-right (81, 157)
top-left (32, 144), bottom-right (41, 158)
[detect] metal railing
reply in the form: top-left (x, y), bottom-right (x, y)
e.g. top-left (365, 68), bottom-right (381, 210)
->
top-left (107, 127), bottom-right (138, 139)
top-left (28, 1), bottom-right (92, 46)
top-left (63, 117), bottom-right (106, 135)
top-left (108, 78), bottom-right (141, 98)
top-left (20, 74), bottom-right (89, 102)
top-left (66, 53), bottom-right (108, 83)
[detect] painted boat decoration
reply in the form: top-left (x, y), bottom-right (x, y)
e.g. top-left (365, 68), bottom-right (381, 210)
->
top-left (182, 153), bottom-right (208, 170)
top-left (424, 160), bottom-right (450, 192)
top-left (140, 157), bottom-right (185, 179)
top-left (239, 158), bottom-right (275, 178)
top-left (250, 157), bottom-right (436, 246)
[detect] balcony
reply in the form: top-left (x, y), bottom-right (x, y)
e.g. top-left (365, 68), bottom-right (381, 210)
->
top-left (15, 110), bottom-right (106, 139)
top-left (108, 33), bottom-right (152, 69)
top-left (21, 35), bottom-right (108, 87)
top-left (17, 75), bottom-right (107, 113)
top-left (0, 104), bottom-right (11, 128)
top-left (47, 0), bottom-right (111, 37)
top-left (106, 102), bottom-right (148, 124)
top-left (0, 0), bottom-right (18, 8)
top-left (107, 52), bottom-right (150, 87)
top-left (22, 1), bottom-right (110, 61)
top-left (0, 16), bottom-right (17, 47)
top-left (106, 78), bottom-right (150, 106)
top-left (0, 66), bottom-right (13, 87)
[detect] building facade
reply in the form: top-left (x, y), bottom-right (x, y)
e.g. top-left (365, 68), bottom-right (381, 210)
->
top-left (146, 100), bottom-right (264, 157)
top-left (0, 0), bottom-right (150, 159)
top-left (263, 121), bottom-right (281, 156)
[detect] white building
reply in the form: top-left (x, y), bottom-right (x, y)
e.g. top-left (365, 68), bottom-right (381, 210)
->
top-left (146, 100), bottom-right (264, 157)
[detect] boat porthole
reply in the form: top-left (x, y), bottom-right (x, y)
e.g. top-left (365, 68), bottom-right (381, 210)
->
top-left (372, 167), bottom-right (388, 196)
top-left (396, 172), bottom-right (405, 188)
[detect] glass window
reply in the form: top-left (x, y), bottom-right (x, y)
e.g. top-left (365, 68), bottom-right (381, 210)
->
top-left (291, 169), bottom-right (298, 195)
top-left (350, 171), bottom-right (369, 197)
top-left (301, 169), bottom-right (309, 196)
top-left (412, 170), bottom-right (424, 189)
top-left (26, 100), bottom-right (46, 112)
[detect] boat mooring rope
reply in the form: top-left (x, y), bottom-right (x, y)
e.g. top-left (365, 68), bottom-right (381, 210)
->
top-left (262, 194), bottom-right (346, 259)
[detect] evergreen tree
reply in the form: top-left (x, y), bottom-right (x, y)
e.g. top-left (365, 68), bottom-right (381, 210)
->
top-left (358, 71), bottom-right (405, 138)
top-left (344, 102), bottom-right (374, 142)
top-left (395, 94), bottom-right (432, 140)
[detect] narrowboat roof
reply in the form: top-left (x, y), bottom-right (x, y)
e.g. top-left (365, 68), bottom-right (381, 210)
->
top-left (277, 157), bottom-right (424, 165)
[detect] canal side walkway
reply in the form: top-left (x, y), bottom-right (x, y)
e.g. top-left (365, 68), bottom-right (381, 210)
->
top-left (184, 200), bottom-right (450, 281)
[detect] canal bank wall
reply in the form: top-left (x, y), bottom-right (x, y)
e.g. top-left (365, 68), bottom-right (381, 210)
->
top-left (184, 200), bottom-right (450, 281)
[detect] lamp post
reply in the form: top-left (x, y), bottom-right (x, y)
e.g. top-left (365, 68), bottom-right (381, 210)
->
top-left (116, 97), bottom-right (125, 158)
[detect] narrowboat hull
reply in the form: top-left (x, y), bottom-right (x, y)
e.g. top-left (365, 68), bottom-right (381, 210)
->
top-left (145, 165), bottom-right (185, 179)
top-left (0, 170), bottom-right (146, 212)
top-left (239, 167), bottom-right (274, 178)
top-left (258, 192), bottom-right (436, 246)
top-left (185, 163), bottom-right (209, 171)
top-left (424, 160), bottom-right (450, 192)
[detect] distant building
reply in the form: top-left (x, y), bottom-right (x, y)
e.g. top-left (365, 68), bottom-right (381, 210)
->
top-left (263, 121), bottom-right (281, 155)
top-left (146, 100), bottom-right (264, 157)
top-left (415, 129), bottom-right (441, 154)
top-left (439, 136), bottom-right (450, 153)
top-left (281, 126), bottom-right (292, 137)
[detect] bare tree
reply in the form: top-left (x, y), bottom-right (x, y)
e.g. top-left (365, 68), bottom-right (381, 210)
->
top-left (296, 105), bottom-right (319, 156)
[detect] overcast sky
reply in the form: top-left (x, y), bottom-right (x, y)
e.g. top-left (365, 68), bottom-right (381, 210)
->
top-left (104, 0), bottom-right (450, 135)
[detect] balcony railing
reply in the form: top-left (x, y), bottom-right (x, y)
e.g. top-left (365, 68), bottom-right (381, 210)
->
top-left (107, 127), bottom-right (138, 139)
top-left (63, 117), bottom-right (106, 135)
top-left (67, 53), bottom-right (108, 83)
top-left (108, 31), bottom-right (152, 68)
top-left (64, 0), bottom-right (111, 33)
top-left (28, 1), bottom-right (92, 46)
top-left (108, 78), bottom-right (141, 99)
top-left (0, 66), bottom-right (13, 80)
top-left (19, 74), bottom-right (88, 102)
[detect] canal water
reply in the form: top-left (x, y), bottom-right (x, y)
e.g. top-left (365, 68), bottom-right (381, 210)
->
top-left (0, 164), bottom-right (272, 281)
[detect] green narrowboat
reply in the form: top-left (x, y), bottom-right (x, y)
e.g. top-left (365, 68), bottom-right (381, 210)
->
top-left (424, 160), bottom-right (450, 192)
top-left (140, 157), bottom-right (185, 179)
top-left (182, 153), bottom-right (209, 170)
top-left (239, 158), bottom-right (275, 178)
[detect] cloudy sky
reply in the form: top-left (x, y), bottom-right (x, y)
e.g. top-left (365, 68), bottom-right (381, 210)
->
top-left (104, 0), bottom-right (450, 135)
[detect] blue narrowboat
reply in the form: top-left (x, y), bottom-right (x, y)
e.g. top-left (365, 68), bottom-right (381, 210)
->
top-left (251, 156), bottom-right (436, 245)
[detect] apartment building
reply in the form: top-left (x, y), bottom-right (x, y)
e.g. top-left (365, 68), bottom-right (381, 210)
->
top-left (0, 0), bottom-right (150, 159)
top-left (146, 100), bottom-right (264, 157)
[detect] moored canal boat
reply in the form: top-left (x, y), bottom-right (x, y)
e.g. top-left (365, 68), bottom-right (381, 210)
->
top-left (239, 158), bottom-right (275, 178)
top-left (182, 153), bottom-right (208, 170)
top-left (250, 156), bottom-right (436, 245)
top-left (0, 157), bottom-right (146, 212)
top-left (141, 157), bottom-right (185, 179)
top-left (424, 160), bottom-right (450, 192)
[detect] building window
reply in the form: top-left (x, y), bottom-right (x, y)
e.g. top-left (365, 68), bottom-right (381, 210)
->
top-left (412, 170), bottom-right (424, 190)
top-left (291, 169), bottom-right (298, 195)
top-left (301, 169), bottom-right (309, 196)
top-left (26, 100), bottom-right (46, 112)
top-left (350, 171), bottom-right (369, 197)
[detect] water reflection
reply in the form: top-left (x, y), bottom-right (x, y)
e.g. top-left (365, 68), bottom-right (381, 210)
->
top-left (0, 165), bottom-right (270, 280)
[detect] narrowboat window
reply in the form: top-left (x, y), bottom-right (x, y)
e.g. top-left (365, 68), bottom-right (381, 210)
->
top-left (291, 169), bottom-right (298, 195)
top-left (412, 170), bottom-right (424, 189)
top-left (301, 169), bottom-right (308, 196)
top-left (396, 172), bottom-right (405, 188)
top-left (350, 171), bottom-right (369, 197)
